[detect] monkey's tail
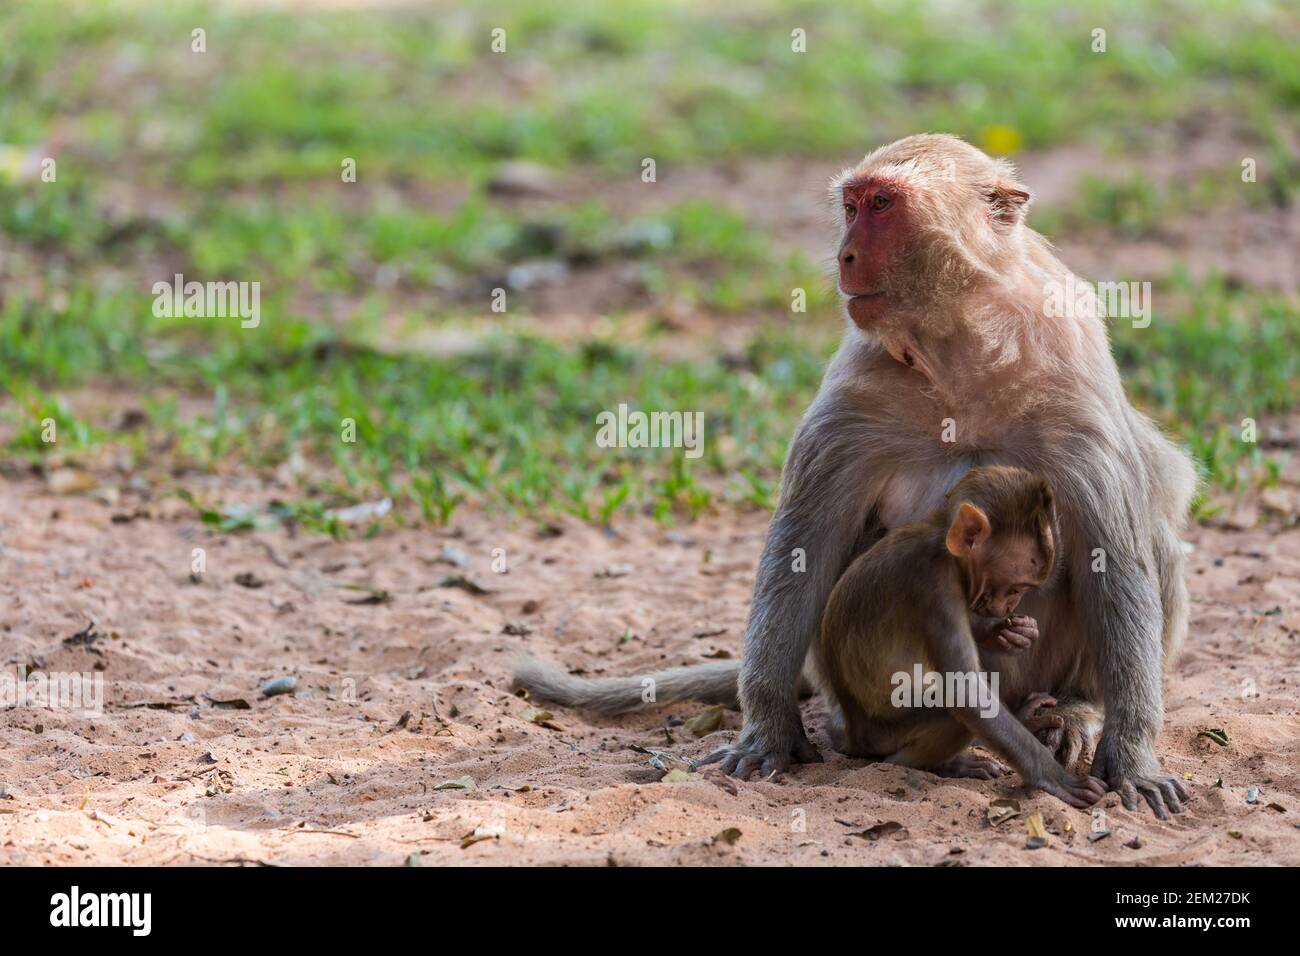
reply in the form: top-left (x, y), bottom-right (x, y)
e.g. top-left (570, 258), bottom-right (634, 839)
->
top-left (511, 656), bottom-right (741, 715)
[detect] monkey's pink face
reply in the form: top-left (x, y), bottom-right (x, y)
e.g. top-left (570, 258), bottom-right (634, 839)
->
top-left (837, 178), bottom-right (905, 326)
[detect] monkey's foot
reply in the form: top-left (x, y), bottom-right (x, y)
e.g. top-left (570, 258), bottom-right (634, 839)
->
top-left (1091, 737), bottom-right (1188, 819)
top-left (1016, 692), bottom-right (1063, 732)
top-left (977, 615), bottom-right (1039, 654)
top-left (931, 751), bottom-right (1005, 780)
top-left (700, 721), bottom-right (822, 781)
top-left (1025, 697), bottom-right (1101, 770)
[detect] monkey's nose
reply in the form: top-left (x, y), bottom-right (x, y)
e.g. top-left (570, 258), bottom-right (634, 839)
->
top-left (840, 250), bottom-right (855, 266)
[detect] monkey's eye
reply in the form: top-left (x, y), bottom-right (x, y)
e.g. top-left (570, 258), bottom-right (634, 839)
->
top-left (871, 194), bottom-right (892, 213)
top-left (843, 203), bottom-right (856, 221)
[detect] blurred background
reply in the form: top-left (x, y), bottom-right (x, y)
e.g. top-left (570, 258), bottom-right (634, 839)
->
top-left (1, 0), bottom-right (1296, 531)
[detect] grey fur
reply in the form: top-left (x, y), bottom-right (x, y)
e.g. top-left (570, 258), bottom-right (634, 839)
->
top-left (511, 656), bottom-right (741, 714)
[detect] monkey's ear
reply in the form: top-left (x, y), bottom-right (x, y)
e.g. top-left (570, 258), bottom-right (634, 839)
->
top-left (1038, 479), bottom-right (1055, 516)
top-left (1036, 480), bottom-right (1057, 564)
top-left (945, 502), bottom-right (991, 557)
top-left (983, 179), bottom-right (1031, 228)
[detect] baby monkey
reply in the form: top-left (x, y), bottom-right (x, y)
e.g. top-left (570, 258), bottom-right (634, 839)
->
top-left (816, 465), bottom-right (1105, 808)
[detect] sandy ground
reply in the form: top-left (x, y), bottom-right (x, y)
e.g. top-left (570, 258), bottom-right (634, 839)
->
top-left (1, 476), bottom-right (1297, 867)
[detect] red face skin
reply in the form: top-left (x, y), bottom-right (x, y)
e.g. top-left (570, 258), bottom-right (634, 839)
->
top-left (838, 178), bottom-right (904, 329)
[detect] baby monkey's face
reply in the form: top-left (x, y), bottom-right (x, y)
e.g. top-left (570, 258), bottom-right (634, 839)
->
top-left (943, 474), bottom-right (1058, 619)
top-left (969, 534), bottom-right (1051, 618)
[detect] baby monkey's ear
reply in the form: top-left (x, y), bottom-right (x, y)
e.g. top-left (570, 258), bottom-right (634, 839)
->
top-left (945, 502), bottom-right (991, 557)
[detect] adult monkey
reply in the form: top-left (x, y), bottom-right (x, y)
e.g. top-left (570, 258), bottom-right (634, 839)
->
top-left (703, 134), bottom-right (1195, 818)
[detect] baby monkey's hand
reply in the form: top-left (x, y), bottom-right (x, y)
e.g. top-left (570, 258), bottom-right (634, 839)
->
top-left (973, 614), bottom-right (1038, 654)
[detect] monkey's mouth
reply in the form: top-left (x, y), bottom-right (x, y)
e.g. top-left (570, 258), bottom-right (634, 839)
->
top-left (847, 291), bottom-right (889, 321)
top-left (844, 292), bottom-right (887, 328)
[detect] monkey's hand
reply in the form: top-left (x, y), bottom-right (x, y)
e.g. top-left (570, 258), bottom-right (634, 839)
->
top-left (1091, 736), bottom-right (1188, 820)
top-left (974, 614), bottom-right (1038, 654)
top-left (700, 718), bottom-right (822, 780)
top-left (1031, 765), bottom-right (1108, 810)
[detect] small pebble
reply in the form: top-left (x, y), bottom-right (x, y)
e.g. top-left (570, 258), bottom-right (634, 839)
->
top-left (261, 676), bottom-right (298, 698)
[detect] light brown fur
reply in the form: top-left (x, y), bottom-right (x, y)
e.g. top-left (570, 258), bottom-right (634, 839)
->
top-left (813, 466), bottom-right (1104, 808)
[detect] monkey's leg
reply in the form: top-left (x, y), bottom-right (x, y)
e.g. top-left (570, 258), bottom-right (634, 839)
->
top-left (1153, 523), bottom-right (1190, 664)
top-left (702, 397), bottom-right (881, 780)
top-left (1063, 482), bottom-right (1189, 819)
top-left (883, 721), bottom-right (1005, 780)
top-left (1131, 409), bottom-right (1196, 665)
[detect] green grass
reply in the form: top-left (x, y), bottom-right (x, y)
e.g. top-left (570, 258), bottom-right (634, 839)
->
top-left (0, 287), bottom-right (832, 524)
top-left (0, 0), bottom-right (1297, 529)
top-left (2, 276), bottom-right (1294, 528)
top-left (4, 0), bottom-right (1295, 179)
top-left (1113, 277), bottom-right (1300, 498)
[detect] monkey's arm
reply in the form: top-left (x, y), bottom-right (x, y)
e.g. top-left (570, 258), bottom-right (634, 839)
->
top-left (924, 602), bottom-right (1105, 809)
top-left (701, 393), bottom-right (880, 779)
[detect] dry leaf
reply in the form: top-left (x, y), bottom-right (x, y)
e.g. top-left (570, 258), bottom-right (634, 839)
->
top-left (438, 575), bottom-right (491, 595)
top-left (344, 588), bottom-right (390, 605)
top-left (47, 469), bottom-right (97, 495)
top-left (713, 827), bottom-right (743, 846)
top-left (204, 696), bottom-right (251, 710)
top-left (708, 774), bottom-right (738, 796)
top-left (522, 705), bottom-right (561, 730)
top-left (1025, 813), bottom-right (1047, 849)
top-left (691, 626), bottom-right (727, 638)
top-left (683, 704), bottom-right (725, 737)
top-left (629, 745), bottom-right (697, 774)
top-left (460, 824), bottom-right (504, 848)
top-left (854, 821), bottom-right (907, 841)
top-left (987, 798), bottom-right (1021, 827)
